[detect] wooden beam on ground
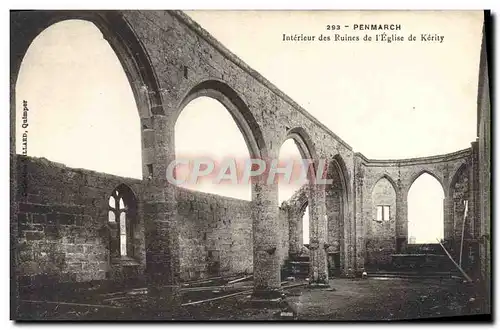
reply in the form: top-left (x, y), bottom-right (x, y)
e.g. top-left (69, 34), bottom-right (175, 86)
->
top-left (180, 282), bottom-right (307, 307)
top-left (181, 289), bottom-right (253, 306)
top-left (19, 299), bottom-right (125, 309)
top-left (227, 275), bottom-right (253, 284)
top-left (459, 200), bottom-right (469, 267)
top-left (436, 239), bottom-right (473, 282)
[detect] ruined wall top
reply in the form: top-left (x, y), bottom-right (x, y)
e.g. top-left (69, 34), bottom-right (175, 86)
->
top-left (355, 147), bottom-right (471, 167)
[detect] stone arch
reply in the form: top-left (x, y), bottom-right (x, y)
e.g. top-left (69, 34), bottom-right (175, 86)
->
top-left (371, 177), bottom-right (397, 222)
top-left (277, 128), bottom-right (317, 253)
top-left (283, 127), bottom-right (318, 176)
top-left (11, 12), bottom-right (165, 182)
top-left (287, 184), bottom-right (310, 215)
top-left (286, 185), bottom-right (310, 256)
top-left (448, 162), bottom-right (470, 240)
top-left (176, 79), bottom-right (268, 159)
top-left (366, 176), bottom-right (397, 268)
top-left (331, 155), bottom-right (350, 199)
top-left (174, 79), bottom-right (273, 286)
top-left (11, 11), bottom-right (164, 119)
top-left (372, 174), bottom-right (398, 195)
top-left (325, 154), bottom-right (350, 276)
top-left (449, 162), bottom-right (469, 194)
top-left (407, 172), bottom-right (445, 244)
top-left (113, 183), bottom-right (139, 207)
top-left (297, 188), bottom-right (310, 212)
top-left (407, 169), bottom-right (445, 198)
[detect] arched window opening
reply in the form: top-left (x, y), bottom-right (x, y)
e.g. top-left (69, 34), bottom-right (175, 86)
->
top-left (408, 173), bottom-right (445, 244)
top-left (372, 178), bottom-right (396, 223)
top-left (108, 185), bottom-right (137, 259)
top-left (325, 158), bottom-right (347, 253)
top-left (175, 96), bottom-right (251, 201)
top-left (16, 20), bottom-right (141, 178)
top-left (279, 137), bottom-right (313, 249)
top-left (302, 205), bottom-right (310, 245)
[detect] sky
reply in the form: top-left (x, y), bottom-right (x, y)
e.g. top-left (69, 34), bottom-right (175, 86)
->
top-left (185, 10), bottom-right (484, 159)
top-left (15, 12), bottom-right (484, 243)
top-left (16, 20), bottom-right (142, 178)
top-left (408, 173), bottom-right (445, 243)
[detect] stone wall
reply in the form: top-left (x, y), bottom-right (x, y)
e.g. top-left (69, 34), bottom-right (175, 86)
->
top-left (355, 149), bottom-right (472, 268)
top-left (365, 178), bottom-right (397, 268)
top-left (175, 187), bottom-right (253, 281)
top-left (16, 155), bottom-right (145, 288)
top-left (451, 164), bottom-right (470, 241)
top-left (16, 155), bottom-right (258, 286)
top-left (477, 25), bottom-right (491, 302)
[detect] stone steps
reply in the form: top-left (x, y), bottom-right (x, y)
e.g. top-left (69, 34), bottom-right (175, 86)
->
top-left (284, 255), bottom-right (310, 278)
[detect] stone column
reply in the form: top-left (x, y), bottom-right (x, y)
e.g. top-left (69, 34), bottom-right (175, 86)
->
top-left (308, 184), bottom-right (329, 286)
top-left (288, 210), bottom-right (301, 256)
top-left (469, 142), bottom-right (479, 239)
top-left (252, 182), bottom-right (282, 300)
top-left (443, 196), bottom-right (454, 241)
top-left (143, 115), bottom-right (181, 312)
top-left (396, 187), bottom-right (408, 253)
top-left (144, 184), bottom-right (180, 309)
top-left (353, 169), bottom-right (365, 275)
top-left (343, 199), bottom-right (354, 276)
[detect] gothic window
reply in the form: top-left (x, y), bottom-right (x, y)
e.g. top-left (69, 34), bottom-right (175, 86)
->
top-left (108, 185), bottom-right (136, 258)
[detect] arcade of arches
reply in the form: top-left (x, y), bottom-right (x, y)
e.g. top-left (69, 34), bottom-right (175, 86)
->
top-left (11, 10), bottom-right (491, 310)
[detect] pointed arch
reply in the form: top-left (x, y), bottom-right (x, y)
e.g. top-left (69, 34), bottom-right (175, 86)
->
top-left (113, 183), bottom-right (138, 206)
top-left (372, 174), bottom-right (398, 195)
top-left (286, 185), bottom-right (310, 255)
top-left (176, 79), bottom-right (268, 159)
top-left (449, 162), bottom-right (470, 240)
top-left (11, 11), bottom-right (164, 118)
top-left (449, 162), bottom-right (469, 193)
top-left (407, 173), bottom-right (445, 244)
top-left (287, 184), bottom-right (310, 217)
top-left (108, 183), bottom-right (139, 258)
top-left (371, 177), bottom-right (397, 222)
top-left (331, 154), bottom-right (350, 201)
top-left (325, 154), bottom-right (350, 275)
top-left (284, 127), bottom-right (318, 174)
top-left (407, 170), bottom-right (445, 196)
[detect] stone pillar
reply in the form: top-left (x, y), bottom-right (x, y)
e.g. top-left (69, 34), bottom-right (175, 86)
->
top-left (288, 211), bottom-right (301, 256)
top-left (477, 29), bottom-right (491, 311)
top-left (308, 184), bottom-right (329, 285)
top-left (144, 185), bottom-right (180, 309)
top-left (443, 196), bottom-right (454, 241)
top-left (343, 198), bottom-right (354, 276)
top-left (469, 142), bottom-right (479, 239)
top-left (143, 115), bottom-right (181, 312)
top-left (353, 167), bottom-right (365, 274)
top-left (396, 187), bottom-right (408, 252)
top-left (252, 182), bottom-right (282, 300)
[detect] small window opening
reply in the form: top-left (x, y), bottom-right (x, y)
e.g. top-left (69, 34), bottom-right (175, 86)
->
top-left (376, 205), bottom-right (390, 221)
